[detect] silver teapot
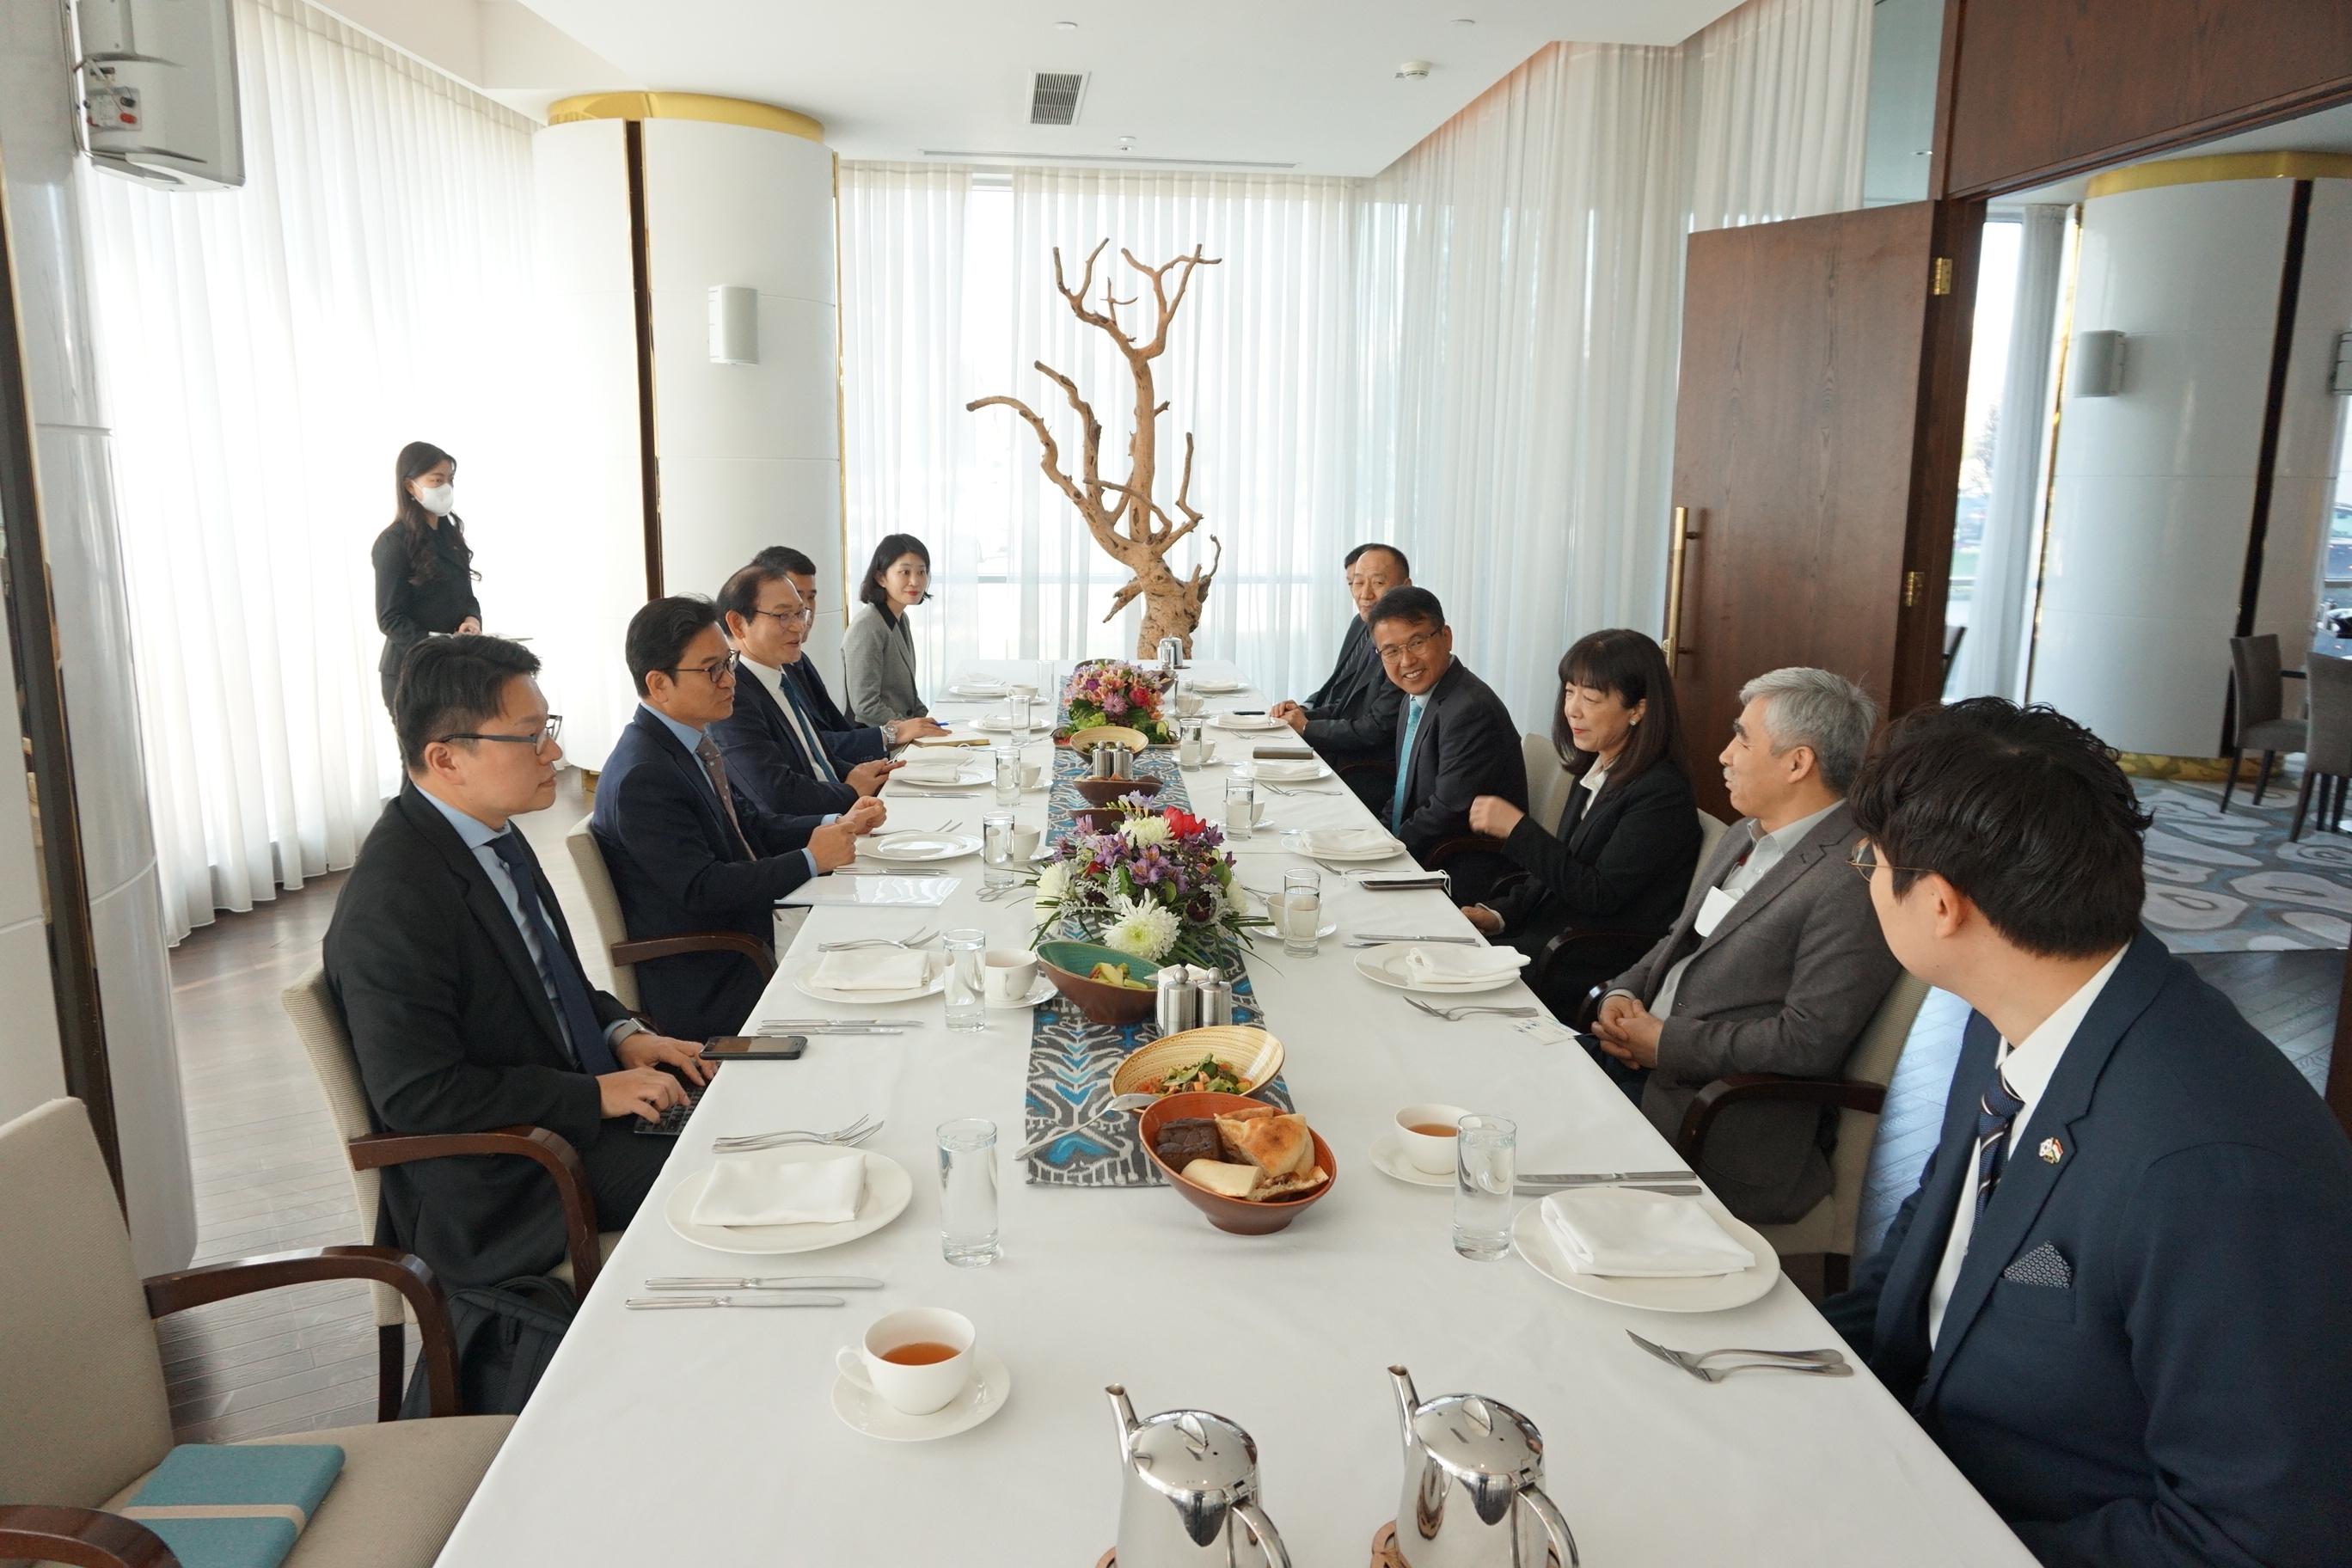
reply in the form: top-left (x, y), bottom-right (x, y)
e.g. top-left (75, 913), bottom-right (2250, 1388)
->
top-left (1388, 1366), bottom-right (1579, 1568)
top-left (1106, 1385), bottom-right (1290, 1568)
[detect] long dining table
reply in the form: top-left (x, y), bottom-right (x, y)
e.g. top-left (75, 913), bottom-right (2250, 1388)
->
top-left (432, 658), bottom-right (2032, 1566)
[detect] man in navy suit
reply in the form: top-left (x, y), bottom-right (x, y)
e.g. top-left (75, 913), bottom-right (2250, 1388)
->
top-left (592, 597), bottom-right (885, 1041)
top-left (1824, 699), bottom-right (2352, 1567)
top-left (714, 558), bottom-right (904, 816)
top-left (745, 545), bottom-right (946, 763)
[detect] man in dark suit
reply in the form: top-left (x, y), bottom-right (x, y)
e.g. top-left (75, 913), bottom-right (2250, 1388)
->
top-left (1826, 699), bottom-right (2352, 1567)
top-left (1594, 666), bottom-right (1900, 1223)
top-left (323, 635), bottom-right (708, 1289)
top-left (1270, 542), bottom-right (1410, 810)
top-left (714, 558), bottom-right (903, 817)
top-left (592, 597), bottom-right (885, 1042)
top-left (1366, 585), bottom-right (1527, 903)
top-left (747, 545), bottom-right (949, 755)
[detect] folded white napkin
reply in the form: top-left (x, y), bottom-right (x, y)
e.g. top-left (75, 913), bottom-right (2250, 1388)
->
top-left (952, 677), bottom-right (1006, 694)
top-left (897, 759), bottom-right (968, 783)
top-left (1250, 759), bottom-right (1322, 781)
top-left (812, 949), bottom-right (930, 990)
top-left (1216, 713), bottom-right (1279, 730)
top-left (1304, 827), bottom-right (1399, 856)
top-left (1402, 945), bottom-right (1529, 984)
top-left (692, 1149), bottom-right (867, 1228)
top-left (1540, 1188), bottom-right (1756, 1278)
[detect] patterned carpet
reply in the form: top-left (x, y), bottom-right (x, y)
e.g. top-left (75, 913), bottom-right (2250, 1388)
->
top-left (2136, 772), bottom-right (2352, 950)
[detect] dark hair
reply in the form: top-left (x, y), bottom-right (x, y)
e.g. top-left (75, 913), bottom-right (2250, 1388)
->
top-left (752, 544), bottom-right (818, 579)
top-left (1365, 585), bottom-right (1443, 636)
top-left (1344, 542), bottom-right (1410, 577)
top-left (1554, 629), bottom-right (1684, 787)
top-left (1847, 698), bottom-right (2153, 959)
top-left (860, 534), bottom-right (932, 616)
top-left (390, 440), bottom-right (469, 587)
top-left (717, 562), bottom-right (786, 626)
top-left (625, 596), bottom-right (724, 696)
top-left (395, 634), bottom-right (539, 772)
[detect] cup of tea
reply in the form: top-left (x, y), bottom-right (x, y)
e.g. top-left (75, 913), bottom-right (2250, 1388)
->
top-left (836, 1308), bottom-right (976, 1415)
top-left (983, 948), bottom-right (1039, 1004)
top-left (1395, 1104), bottom-right (1472, 1175)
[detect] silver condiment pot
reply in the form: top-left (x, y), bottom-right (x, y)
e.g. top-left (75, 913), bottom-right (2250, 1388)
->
top-left (1158, 634), bottom-right (1186, 671)
top-left (1388, 1366), bottom-right (1579, 1568)
top-left (1107, 1384), bottom-right (1290, 1568)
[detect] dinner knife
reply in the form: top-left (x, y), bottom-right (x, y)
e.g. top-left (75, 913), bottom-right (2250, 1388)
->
top-left (1520, 1182), bottom-right (1700, 1197)
top-left (1352, 934), bottom-right (1485, 945)
top-left (642, 1276), bottom-right (884, 1290)
top-left (1516, 1169), bottom-right (1698, 1187)
top-left (624, 1294), bottom-right (848, 1310)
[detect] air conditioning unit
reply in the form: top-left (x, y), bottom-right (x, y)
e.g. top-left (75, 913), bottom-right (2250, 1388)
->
top-left (76, 0), bottom-right (244, 189)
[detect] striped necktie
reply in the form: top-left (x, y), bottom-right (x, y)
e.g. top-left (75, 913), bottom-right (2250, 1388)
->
top-left (694, 736), bottom-right (755, 859)
top-left (1972, 1065), bottom-right (2028, 1219)
top-left (777, 669), bottom-right (842, 785)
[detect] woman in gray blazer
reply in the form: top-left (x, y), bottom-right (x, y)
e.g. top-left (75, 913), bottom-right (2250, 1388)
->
top-left (843, 532), bottom-right (933, 726)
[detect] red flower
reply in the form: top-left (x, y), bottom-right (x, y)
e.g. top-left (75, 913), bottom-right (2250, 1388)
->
top-left (1165, 807), bottom-right (1205, 838)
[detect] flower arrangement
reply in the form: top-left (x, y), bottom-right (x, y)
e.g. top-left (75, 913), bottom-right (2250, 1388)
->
top-left (1032, 799), bottom-right (1269, 965)
top-left (1061, 659), bottom-right (1174, 744)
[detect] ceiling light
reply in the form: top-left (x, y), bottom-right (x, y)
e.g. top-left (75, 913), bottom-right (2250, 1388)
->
top-left (1117, 135), bottom-right (1136, 150)
top-left (1396, 60), bottom-right (1432, 80)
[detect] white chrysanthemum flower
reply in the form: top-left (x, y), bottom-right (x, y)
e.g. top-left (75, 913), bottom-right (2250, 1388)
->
top-left (1034, 860), bottom-right (1072, 903)
top-left (1119, 814), bottom-right (1173, 850)
top-left (1099, 894), bottom-right (1180, 962)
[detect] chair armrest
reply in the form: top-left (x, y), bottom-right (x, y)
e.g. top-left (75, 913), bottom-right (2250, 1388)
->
top-left (1569, 983), bottom-right (1609, 1031)
top-left (1332, 756), bottom-right (1384, 779)
top-left (0, 1505), bottom-right (178, 1568)
top-left (349, 1125), bottom-right (602, 1300)
top-left (1529, 926), bottom-right (1654, 996)
top-left (2282, 668), bottom-right (2306, 680)
top-left (1675, 1075), bottom-right (1889, 1163)
top-left (141, 1246), bottom-right (460, 1419)
top-left (1422, 834), bottom-right (1506, 873)
top-left (613, 931), bottom-right (776, 978)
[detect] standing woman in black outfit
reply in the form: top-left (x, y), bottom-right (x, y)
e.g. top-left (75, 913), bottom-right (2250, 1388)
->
top-left (372, 441), bottom-right (481, 710)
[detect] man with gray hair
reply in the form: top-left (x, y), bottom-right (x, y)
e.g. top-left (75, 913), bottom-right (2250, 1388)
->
top-left (1591, 666), bottom-right (1902, 1225)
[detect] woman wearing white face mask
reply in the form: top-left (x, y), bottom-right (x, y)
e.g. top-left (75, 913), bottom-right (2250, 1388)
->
top-left (371, 440), bottom-right (482, 710)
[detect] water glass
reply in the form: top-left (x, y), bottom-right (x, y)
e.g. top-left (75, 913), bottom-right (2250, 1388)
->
top-left (1178, 719), bottom-right (1205, 769)
top-left (1452, 1114), bottom-right (1517, 1261)
top-left (937, 1118), bottom-right (1001, 1267)
top-left (1224, 777), bottom-right (1257, 841)
top-left (992, 745), bottom-right (1022, 806)
top-left (1277, 867), bottom-right (1322, 956)
top-left (982, 812), bottom-right (1019, 889)
top-left (942, 928), bottom-right (988, 1032)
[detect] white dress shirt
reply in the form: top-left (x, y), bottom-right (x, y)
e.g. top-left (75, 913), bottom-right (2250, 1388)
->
top-left (741, 654), bottom-right (839, 781)
top-left (1645, 799), bottom-right (1842, 1020)
top-left (1926, 946), bottom-right (2128, 1346)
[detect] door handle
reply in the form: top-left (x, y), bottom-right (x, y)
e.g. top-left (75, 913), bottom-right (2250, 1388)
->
top-left (1665, 506), bottom-right (1700, 671)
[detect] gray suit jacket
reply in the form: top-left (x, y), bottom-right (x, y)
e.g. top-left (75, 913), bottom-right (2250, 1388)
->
top-left (1605, 801), bottom-right (1901, 1224)
top-left (842, 603), bottom-right (928, 726)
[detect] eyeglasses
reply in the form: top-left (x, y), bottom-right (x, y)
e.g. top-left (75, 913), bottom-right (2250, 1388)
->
top-left (1846, 837), bottom-right (1929, 880)
top-left (753, 605), bottom-right (817, 625)
top-left (667, 652), bottom-right (740, 684)
top-left (438, 714), bottom-right (563, 755)
top-left (1375, 629), bottom-right (1443, 666)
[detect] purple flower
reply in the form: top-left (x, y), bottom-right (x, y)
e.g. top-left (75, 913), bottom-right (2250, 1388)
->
top-left (1103, 692), bottom-right (1128, 716)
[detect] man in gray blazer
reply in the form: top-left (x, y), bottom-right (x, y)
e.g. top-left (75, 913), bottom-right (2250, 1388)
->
top-left (1594, 667), bottom-right (1901, 1224)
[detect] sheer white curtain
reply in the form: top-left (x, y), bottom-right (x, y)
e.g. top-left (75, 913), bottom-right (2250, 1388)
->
top-left (83, 0), bottom-right (541, 940)
top-left (1684, 0), bottom-right (1873, 231)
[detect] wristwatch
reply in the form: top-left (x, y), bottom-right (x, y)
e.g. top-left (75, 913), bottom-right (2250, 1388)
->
top-left (880, 720), bottom-right (899, 747)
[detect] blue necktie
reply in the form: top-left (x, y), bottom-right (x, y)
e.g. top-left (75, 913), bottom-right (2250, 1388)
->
top-left (1390, 697), bottom-right (1424, 831)
top-left (486, 831), bottom-right (622, 1076)
top-left (777, 669), bottom-right (842, 784)
top-left (1972, 1065), bottom-right (2028, 1219)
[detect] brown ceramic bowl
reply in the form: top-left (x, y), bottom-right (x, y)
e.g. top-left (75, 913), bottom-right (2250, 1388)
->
top-left (1072, 805), bottom-right (1139, 834)
top-left (1139, 1091), bottom-right (1338, 1235)
top-left (1036, 940), bottom-right (1162, 1026)
top-left (1072, 774), bottom-right (1165, 807)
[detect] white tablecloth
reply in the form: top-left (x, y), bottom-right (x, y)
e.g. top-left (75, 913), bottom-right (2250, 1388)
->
top-left (433, 659), bottom-right (2030, 1567)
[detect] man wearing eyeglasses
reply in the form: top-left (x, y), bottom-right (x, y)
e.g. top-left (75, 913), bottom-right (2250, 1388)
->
top-left (747, 545), bottom-right (948, 755)
top-left (1366, 585), bottom-right (1526, 903)
top-left (593, 596), bottom-right (886, 1042)
top-left (324, 635), bottom-right (710, 1292)
top-left (1269, 543), bottom-right (1411, 811)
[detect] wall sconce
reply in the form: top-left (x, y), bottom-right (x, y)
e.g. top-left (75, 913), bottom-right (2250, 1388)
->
top-left (2073, 329), bottom-right (2124, 397)
top-left (708, 285), bottom-right (758, 365)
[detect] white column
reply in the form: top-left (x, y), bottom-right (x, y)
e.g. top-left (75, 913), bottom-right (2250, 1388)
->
top-left (0, 0), bottom-right (195, 1271)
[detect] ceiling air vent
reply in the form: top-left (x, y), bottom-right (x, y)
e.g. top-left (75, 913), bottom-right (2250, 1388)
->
top-left (1029, 71), bottom-right (1087, 126)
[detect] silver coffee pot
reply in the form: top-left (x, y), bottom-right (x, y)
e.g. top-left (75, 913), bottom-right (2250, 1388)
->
top-left (1106, 1385), bottom-right (1290, 1568)
top-left (1388, 1366), bottom-right (1579, 1568)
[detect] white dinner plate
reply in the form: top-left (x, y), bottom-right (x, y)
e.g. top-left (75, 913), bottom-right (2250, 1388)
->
top-left (1210, 713), bottom-right (1283, 732)
top-left (1234, 761), bottom-right (1332, 783)
top-left (985, 975), bottom-right (1057, 1009)
top-left (793, 954), bottom-right (947, 1005)
top-left (946, 682), bottom-right (1007, 699)
top-left (860, 833), bottom-right (983, 863)
top-left (970, 714), bottom-right (1047, 734)
top-left (664, 1150), bottom-right (914, 1256)
top-left (1282, 829), bottom-right (1406, 862)
top-left (1185, 677), bottom-right (1246, 694)
top-left (1351, 945), bottom-right (1524, 995)
top-left (831, 1351), bottom-right (1012, 1442)
top-left (1369, 1131), bottom-right (1452, 1189)
top-left (890, 769), bottom-right (989, 791)
top-left (1510, 1191), bottom-right (1780, 1313)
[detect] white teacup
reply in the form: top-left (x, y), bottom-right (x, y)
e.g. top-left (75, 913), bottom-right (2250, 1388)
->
top-left (1175, 693), bottom-right (1204, 717)
top-left (1007, 683), bottom-right (1039, 701)
top-left (983, 948), bottom-right (1039, 1003)
top-left (1241, 799), bottom-right (1269, 827)
top-left (1395, 1104), bottom-right (1472, 1175)
top-left (1008, 824), bottom-right (1041, 859)
top-left (1271, 888), bottom-right (1321, 940)
top-left (836, 1308), bottom-right (975, 1415)
top-left (1020, 759), bottom-right (1046, 789)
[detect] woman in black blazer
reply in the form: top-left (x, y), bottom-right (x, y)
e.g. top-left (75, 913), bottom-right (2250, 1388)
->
top-left (1462, 628), bottom-right (1700, 1007)
top-left (371, 441), bottom-right (481, 711)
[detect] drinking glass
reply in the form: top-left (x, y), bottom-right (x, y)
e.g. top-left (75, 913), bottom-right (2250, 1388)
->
top-left (1452, 1114), bottom-right (1517, 1261)
top-left (942, 928), bottom-right (988, 1032)
top-left (936, 1118), bottom-right (1001, 1267)
top-left (1278, 867), bottom-right (1322, 956)
top-left (1224, 777), bottom-right (1257, 841)
top-left (1178, 718), bottom-right (1205, 769)
top-left (992, 744), bottom-right (1022, 806)
top-left (982, 812), bottom-right (1019, 890)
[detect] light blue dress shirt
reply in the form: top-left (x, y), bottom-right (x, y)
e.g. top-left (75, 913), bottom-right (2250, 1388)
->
top-left (418, 790), bottom-right (641, 1061)
top-left (1390, 692), bottom-right (1430, 830)
top-left (640, 704), bottom-right (826, 880)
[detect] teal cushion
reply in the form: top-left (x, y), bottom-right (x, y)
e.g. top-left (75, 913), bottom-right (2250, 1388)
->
top-left (119, 1444), bottom-right (343, 1568)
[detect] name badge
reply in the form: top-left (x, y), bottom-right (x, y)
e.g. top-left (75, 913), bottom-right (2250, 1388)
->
top-left (1694, 885), bottom-right (1742, 938)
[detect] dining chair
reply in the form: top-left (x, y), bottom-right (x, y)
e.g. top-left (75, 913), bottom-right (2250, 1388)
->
top-left (2291, 652), bottom-right (2352, 841)
top-left (1520, 732), bottom-right (1575, 836)
top-left (564, 814), bottom-right (775, 1010)
top-left (2223, 634), bottom-right (2308, 814)
top-left (281, 967), bottom-right (616, 1420)
top-left (1533, 811), bottom-right (1727, 1013)
top-left (0, 1099), bottom-right (511, 1568)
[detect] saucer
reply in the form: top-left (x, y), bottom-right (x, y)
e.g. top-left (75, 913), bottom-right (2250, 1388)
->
top-left (1369, 1131), bottom-right (1454, 1189)
top-left (985, 975), bottom-right (1057, 1009)
top-left (831, 1351), bottom-right (1012, 1442)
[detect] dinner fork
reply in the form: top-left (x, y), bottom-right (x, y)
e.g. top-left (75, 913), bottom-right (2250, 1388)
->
top-left (876, 822), bottom-right (959, 837)
top-left (711, 1114), bottom-right (881, 1153)
top-left (1628, 1332), bottom-right (1853, 1382)
top-left (1404, 997), bottom-right (1539, 1022)
top-left (818, 928), bottom-right (936, 952)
